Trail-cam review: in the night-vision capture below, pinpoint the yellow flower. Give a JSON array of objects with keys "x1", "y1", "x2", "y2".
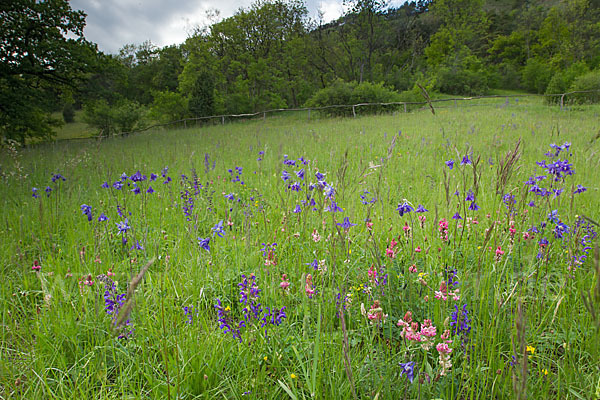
[
  {"x1": 526, "y1": 345, "x2": 535, "y2": 354},
  {"x1": 542, "y1": 369, "x2": 549, "y2": 376},
  {"x1": 290, "y1": 373, "x2": 297, "y2": 379},
  {"x1": 264, "y1": 356, "x2": 268, "y2": 361},
  {"x1": 225, "y1": 306, "x2": 231, "y2": 312}
]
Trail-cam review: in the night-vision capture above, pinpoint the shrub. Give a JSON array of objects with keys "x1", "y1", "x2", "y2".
[
  {"x1": 305, "y1": 80, "x2": 400, "y2": 117},
  {"x1": 84, "y1": 99, "x2": 147, "y2": 137},
  {"x1": 521, "y1": 58, "x2": 554, "y2": 94},
  {"x1": 567, "y1": 70, "x2": 600, "y2": 104},
  {"x1": 544, "y1": 62, "x2": 589, "y2": 104},
  {"x1": 62, "y1": 103, "x2": 75, "y2": 123}
]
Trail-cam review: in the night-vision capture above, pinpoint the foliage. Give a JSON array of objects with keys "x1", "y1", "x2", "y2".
[
  {"x1": 305, "y1": 79, "x2": 401, "y2": 116},
  {"x1": 0, "y1": 0, "x2": 97, "y2": 142},
  {"x1": 149, "y1": 91, "x2": 189, "y2": 124},
  {"x1": 83, "y1": 99, "x2": 146, "y2": 136},
  {"x1": 545, "y1": 62, "x2": 590, "y2": 104},
  {"x1": 62, "y1": 103, "x2": 76, "y2": 123},
  {"x1": 567, "y1": 69, "x2": 600, "y2": 104},
  {"x1": 521, "y1": 58, "x2": 554, "y2": 94}
]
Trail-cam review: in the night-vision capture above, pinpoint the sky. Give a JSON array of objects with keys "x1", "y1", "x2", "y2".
[{"x1": 70, "y1": 0, "x2": 406, "y2": 54}]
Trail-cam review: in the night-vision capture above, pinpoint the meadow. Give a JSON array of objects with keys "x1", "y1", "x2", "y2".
[{"x1": 1, "y1": 97, "x2": 600, "y2": 399}]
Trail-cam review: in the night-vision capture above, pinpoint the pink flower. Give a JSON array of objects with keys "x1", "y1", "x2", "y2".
[
  {"x1": 368, "y1": 265, "x2": 377, "y2": 281},
  {"x1": 305, "y1": 274, "x2": 315, "y2": 298},
  {"x1": 280, "y1": 274, "x2": 290, "y2": 291},
  {"x1": 436, "y1": 342, "x2": 452, "y2": 354},
  {"x1": 312, "y1": 229, "x2": 321, "y2": 242},
  {"x1": 107, "y1": 268, "x2": 115, "y2": 277},
  {"x1": 32, "y1": 260, "x2": 41, "y2": 271},
  {"x1": 414, "y1": 246, "x2": 422, "y2": 253},
  {"x1": 495, "y1": 246, "x2": 505, "y2": 262},
  {"x1": 409, "y1": 264, "x2": 417, "y2": 273}
]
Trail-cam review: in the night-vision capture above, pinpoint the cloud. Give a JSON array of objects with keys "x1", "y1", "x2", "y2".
[{"x1": 71, "y1": 0, "x2": 407, "y2": 54}]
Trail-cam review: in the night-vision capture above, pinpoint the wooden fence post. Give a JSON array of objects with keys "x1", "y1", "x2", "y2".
[
  {"x1": 403, "y1": 103, "x2": 407, "y2": 113},
  {"x1": 308, "y1": 109, "x2": 311, "y2": 120},
  {"x1": 352, "y1": 105, "x2": 356, "y2": 118},
  {"x1": 222, "y1": 116, "x2": 225, "y2": 125}
]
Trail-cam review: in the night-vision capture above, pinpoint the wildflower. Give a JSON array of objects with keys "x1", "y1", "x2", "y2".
[
  {"x1": 45, "y1": 186, "x2": 52, "y2": 197},
  {"x1": 399, "y1": 362, "x2": 416, "y2": 383},
  {"x1": 305, "y1": 274, "x2": 315, "y2": 298},
  {"x1": 112, "y1": 180, "x2": 123, "y2": 190},
  {"x1": 280, "y1": 274, "x2": 290, "y2": 292},
  {"x1": 415, "y1": 204, "x2": 428, "y2": 213},
  {"x1": 445, "y1": 160, "x2": 455, "y2": 170},
  {"x1": 32, "y1": 260, "x2": 41, "y2": 271},
  {"x1": 366, "y1": 300, "x2": 387, "y2": 324},
  {"x1": 212, "y1": 220, "x2": 225, "y2": 237},
  {"x1": 98, "y1": 213, "x2": 108, "y2": 222},
  {"x1": 290, "y1": 373, "x2": 297, "y2": 379},
  {"x1": 526, "y1": 345, "x2": 535, "y2": 358},
  {"x1": 460, "y1": 154, "x2": 471, "y2": 165},
  {"x1": 198, "y1": 237, "x2": 210, "y2": 252},
  {"x1": 295, "y1": 169, "x2": 305, "y2": 180},
  {"x1": 436, "y1": 342, "x2": 453, "y2": 376},
  {"x1": 131, "y1": 185, "x2": 141, "y2": 195},
  {"x1": 396, "y1": 201, "x2": 414, "y2": 217},
  {"x1": 574, "y1": 185, "x2": 587, "y2": 194},
  {"x1": 80, "y1": 204, "x2": 93, "y2": 221},
  {"x1": 465, "y1": 190, "x2": 475, "y2": 202},
  {"x1": 293, "y1": 205, "x2": 302, "y2": 213},
  {"x1": 337, "y1": 217, "x2": 356, "y2": 230},
  {"x1": 495, "y1": 246, "x2": 505, "y2": 262},
  {"x1": 468, "y1": 202, "x2": 479, "y2": 211},
  {"x1": 312, "y1": 229, "x2": 321, "y2": 242},
  {"x1": 51, "y1": 173, "x2": 66, "y2": 182},
  {"x1": 116, "y1": 219, "x2": 130, "y2": 234},
  {"x1": 146, "y1": 186, "x2": 154, "y2": 194},
  {"x1": 183, "y1": 306, "x2": 194, "y2": 324},
  {"x1": 327, "y1": 200, "x2": 343, "y2": 212},
  {"x1": 32, "y1": 187, "x2": 39, "y2": 198},
  {"x1": 452, "y1": 212, "x2": 462, "y2": 220},
  {"x1": 281, "y1": 170, "x2": 290, "y2": 182}
]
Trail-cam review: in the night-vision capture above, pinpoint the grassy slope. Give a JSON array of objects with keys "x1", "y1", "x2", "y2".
[{"x1": 2, "y1": 97, "x2": 600, "y2": 399}]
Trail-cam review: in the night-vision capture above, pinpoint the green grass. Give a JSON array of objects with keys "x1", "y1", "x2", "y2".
[{"x1": 1, "y1": 96, "x2": 600, "y2": 399}]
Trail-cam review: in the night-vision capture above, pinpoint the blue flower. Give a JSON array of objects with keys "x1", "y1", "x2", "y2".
[
  {"x1": 146, "y1": 186, "x2": 154, "y2": 194},
  {"x1": 328, "y1": 200, "x2": 343, "y2": 212},
  {"x1": 574, "y1": 184, "x2": 587, "y2": 194},
  {"x1": 45, "y1": 186, "x2": 52, "y2": 197},
  {"x1": 98, "y1": 213, "x2": 109, "y2": 222},
  {"x1": 415, "y1": 204, "x2": 428, "y2": 213},
  {"x1": 452, "y1": 212, "x2": 462, "y2": 220},
  {"x1": 293, "y1": 205, "x2": 302, "y2": 213},
  {"x1": 337, "y1": 217, "x2": 357, "y2": 230},
  {"x1": 281, "y1": 170, "x2": 290, "y2": 182},
  {"x1": 101, "y1": 181, "x2": 110, "y2": 189},
  {"x1": 116, "y1": 218, "x2": 130, "y2": 233},
  {"x1": 296, "y1": 169, "x2": 305, "y2": 180},
  {"x1": 198, "y1": 237, "x2": 210, "y2": 251},
  {"x1": 399, "y1": 361, "x2": 415, "y2": 383},
  {"x1": 80, "y1": 204, "x2": 93, "y2": 221},
  {"x1": 51, "y1": 173, "x2": 66, "y2": 183},
  {"x1": 445, "y1": 160, "x2": 454, "y2": 170},
  {"x1": 212, "y1": 220, "x2": 225, "y2": 238},
  {"x1": 112, "y1": 181, "x2": 123, "y2": 190},
  {"x1": 396, "y1": 201, "x2": 414, "y2": 217},
  {"x1": 461, "y1": 154, "x2": 472, "y2": 165},
  {"x1": 465, "y1": 190, "x2": 475, "y2": 202},
  {"x1": 468, "y1": 202, "x2": 479, "y2": 211},
  {"x1": 32, "y1": 187, "x2": 39, "y2": 198},
  {"x1": 131, "y1": 185, "x2": 141, "y2": 195}
]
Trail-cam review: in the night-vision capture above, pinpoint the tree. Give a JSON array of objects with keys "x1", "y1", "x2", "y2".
[{"x1": 0, "y1": 0, "x2": 98, "y2": 142}]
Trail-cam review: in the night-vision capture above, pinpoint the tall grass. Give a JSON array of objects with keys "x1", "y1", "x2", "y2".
[{"x1": 1, "y1": 97, "x2": 600, "y2": 399}]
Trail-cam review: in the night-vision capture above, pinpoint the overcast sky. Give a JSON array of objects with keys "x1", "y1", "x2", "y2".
[{"x1": 70, "y1": 0, "x2": 406, "y2": 54}]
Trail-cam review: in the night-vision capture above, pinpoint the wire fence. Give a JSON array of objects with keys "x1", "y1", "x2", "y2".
[{"x1": 66, "y1": 89, "x2": 600, "y2": 141}]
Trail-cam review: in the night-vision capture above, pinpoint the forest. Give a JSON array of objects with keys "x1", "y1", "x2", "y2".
[{"x1": 1, "y1": 0, "x2": 600, "y2": 141}]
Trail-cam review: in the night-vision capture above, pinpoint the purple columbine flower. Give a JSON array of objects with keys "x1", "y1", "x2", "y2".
[
  {"x1": 112, "y1": 181, "x2": 123, "y2": 190},
  {"x1": 415, "y1": 204, "x2": 428, "y2": 213},
  {"x1": 465, "y1": 190, "x2": 475, "y2": 202},
  {"x1": 198, "y1": 237, "x2": 210, "y2": 251},
  {"x1": 212, "y1": 220, "x2": 225, "y2": 238},
  {"x1": 32, "y1": 187, "x2": 39, "y2": 198},
  {"x1": 98, "y1": 213, "x2": 109, "y2": 222},
  {"x1": 101, "y1": 181, "x2": 110, "y2": 189},
  {"x1": 131, "y1": 185, "x2": 141, "y2": 195},
  {"x1": 293, "y1": 205, "x2": 302, "y2": 213},
  {"x1": 150, "y1": 173, "x2": 158, "y2": 181},
  {"x1": 461, "y1": 154, "x2": 472, "y2": 165},
  {"x1": 146, "y1": 186, "x2": 154, "y2": 194},
  {"x1": 281, "y1": 170, "x2": 290, "y2": 182},
  {"x1": 296, "y1": 169, "x2": 305, "y2": 180},
  {"x1": 445, "y1": 160, "x2": 455, "y2": 170},
  {"x1": 116, "y1": 218, "x2": 130, "y2": 233},
  {"x1": 45, "y1": 186, "x2": 52, "y2": 197},
  {"x1": 51, "y1": 173, "x2": 66, "y2": 183},
  {"x1": 80, "y1": 204, "x2": 93, "y2": 221},
  {"x1": 574, "y1": 185, "x2": 587, "y2": 194},
  {"x1": 337, "y1": 217, "x2": 357, "y2": 230},
  {"x1": 396, "y1": 201, "x2": 414, "y2": 217},
  {"x1": 468, "y1": 202, "x2": 479, "y2": 211},
  {"x1": 328, "y1": 200, "x2": 343, "y2": 212},
  {"x1": 399, "y1": 361, "x2": 415, "y2": 383},
  {"x1": 452, "y1": 212, "x2": 462, "y2": 220}
]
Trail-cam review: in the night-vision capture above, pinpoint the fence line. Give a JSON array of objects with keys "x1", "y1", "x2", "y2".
[{"x1": 63, "y1": 89, "x2": 600, "y2": 141}]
